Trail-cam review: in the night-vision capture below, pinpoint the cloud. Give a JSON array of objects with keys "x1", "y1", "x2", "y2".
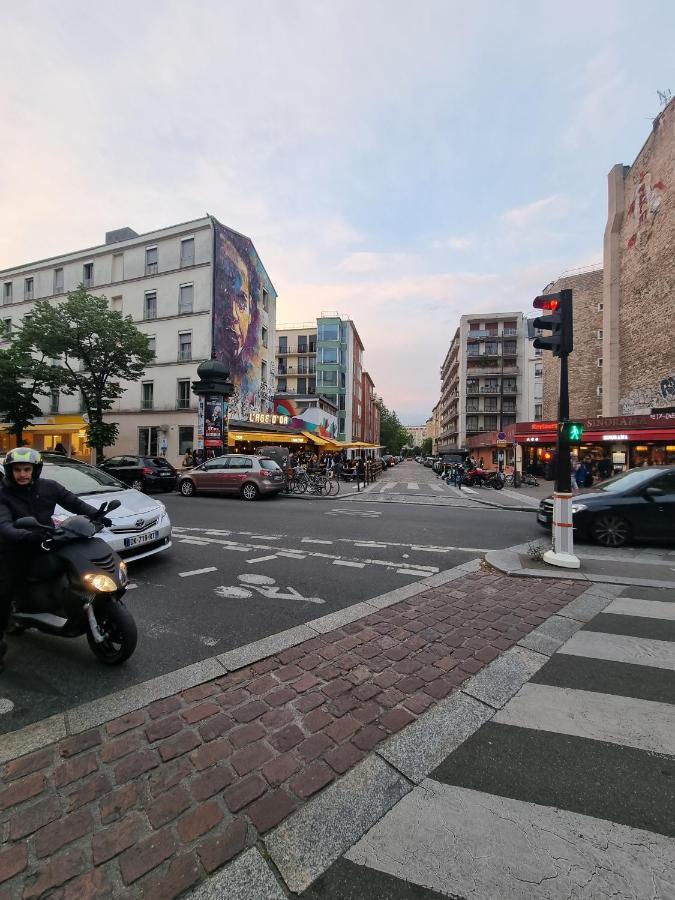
[
  {"x1": 502, "y1": 195, "x2": 561, "y2": 227},
  {"x1": 432, "y1": 235, "x2": 473, "y2": 251}
]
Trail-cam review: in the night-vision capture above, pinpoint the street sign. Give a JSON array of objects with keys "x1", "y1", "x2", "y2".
[
  {"x1": 496, "y1": 439, "x2": 507, "y2": 447},
  {"x1": 497, "y1": 432, "x2": 506, "y2": 441}
]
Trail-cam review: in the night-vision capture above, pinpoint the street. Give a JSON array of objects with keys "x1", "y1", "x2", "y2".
[{"x1": 0, "y1": 463, "x2": 542, "y2": 734}]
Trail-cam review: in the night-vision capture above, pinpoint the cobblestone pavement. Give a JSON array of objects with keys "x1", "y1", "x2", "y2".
[{"x1": 0, "y1": 569, "x2": 586, "y2": 899}]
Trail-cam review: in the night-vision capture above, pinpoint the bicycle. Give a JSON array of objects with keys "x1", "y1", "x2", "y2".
[{"x1": 325, "y1": 469, "x2": 340, "y2": 495}]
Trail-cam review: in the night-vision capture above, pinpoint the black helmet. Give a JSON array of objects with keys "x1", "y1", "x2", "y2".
[{"x1": 3, "y1": 447, "x2": 43, "y2": 485}]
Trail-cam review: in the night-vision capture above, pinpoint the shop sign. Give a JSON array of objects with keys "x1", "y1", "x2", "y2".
[
  {"x1": 602, "y1": 434, "x2": 629, "y2": 441},
  {"x1": 249, "y1": 413, "x2": 290, "y2": 426},
  {"x1": 525, "y1": 437, "x2": 540, "y2": 443},
  {"x1": 531, "y1": 422, "x2": 557, "y2": 431}
]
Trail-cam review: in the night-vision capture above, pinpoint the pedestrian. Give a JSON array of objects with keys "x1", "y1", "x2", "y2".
[
  {"x1": 182, "y1": 447, "x2": 194, "y2": 468},
  {"x1": 53, "y1": 442, "x2": 67, "y2": 455},
  {"x1": 356, "y1": 455, "x2": 366, "y2": 489},
  {"x1": 455, "y1": 462, "x2": 464, "y2": 489},
  {"x1": 574, "y1": 458, "x2": 587, "y2": 491},
  {"x1": 598, "y1": 454, "x2": 612, "y2": 481}
]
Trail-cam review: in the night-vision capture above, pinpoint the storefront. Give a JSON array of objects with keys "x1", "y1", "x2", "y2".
[{"x1": 0, "y1": 415, "x2": 90, "y2": 460}]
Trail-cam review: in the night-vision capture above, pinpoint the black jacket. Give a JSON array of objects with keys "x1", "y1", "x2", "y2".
[{"x1": 0, "y1": 477, "x2": 100, "y2": 550}]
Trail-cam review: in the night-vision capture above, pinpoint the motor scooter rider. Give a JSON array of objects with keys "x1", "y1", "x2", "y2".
[{"x1": 0, "y1": 447, "x2": 111, "y2": 672}]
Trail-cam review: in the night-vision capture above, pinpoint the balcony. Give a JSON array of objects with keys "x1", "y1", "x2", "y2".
[
  {"x1": 145, "y1": 263, "x2": 158, "y2": 276},
  {"x1": 177, "y1": 351, "x2": 192, "y2": 362},
  {"x1": 140, "y1": 399, "x2": 154, "y2": 410},
  {"x1": 503, "y1": 328, "x2": 518, "y2": 336},
  {"x1": 277, "y1": 345, "x2": 316, "y2": 355},
  {"x1": 466, "y1": 364, "x2": 520, "y2": 377},
  {"x1": 176, "y1": 398, "x2": 192, "y2": 409}
]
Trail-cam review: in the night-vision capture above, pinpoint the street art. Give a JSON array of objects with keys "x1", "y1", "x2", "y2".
[
  {"x1": 620, "y1": 374, "x2": 675, "y2": 414},
  {"x1": 274, "y1": 396, "x2": 338, "y2": 439},
  {"x1": 212, "y1": 218, "x2": 275, "y2": 418},
  {"x1": 625, "y1": 170, "x2": 667, "y2": 250}
]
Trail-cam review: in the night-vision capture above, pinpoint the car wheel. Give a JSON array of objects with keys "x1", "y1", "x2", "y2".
[
  {"x1": 591, "y1": 513, "x2": 630, "y2": 548},
  {"x1": 131, "y1": 478, "x2": 144, "y2": 492},
  {"x1": 241, "y1": 482, "x2": 259, "y2": 501},
  {"x1": 180, "y1": 479, "x2": 196, "y2": 497}
]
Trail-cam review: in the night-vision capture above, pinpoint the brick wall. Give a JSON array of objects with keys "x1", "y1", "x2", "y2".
[
  {"x1": 541, "y1": 269, "x2": 604, "y2": 421},
  {"x1": 615, "y1": 100, "x2": 675, "y2": 414}
]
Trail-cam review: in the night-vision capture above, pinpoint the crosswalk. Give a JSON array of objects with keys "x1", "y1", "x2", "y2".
[{"x1": 320, "y1": 586, "x2": 675, "y2": 898}]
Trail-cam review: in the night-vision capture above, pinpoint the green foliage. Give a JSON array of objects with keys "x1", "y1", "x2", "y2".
[
  {"x1": 19, "y1": 287, "x2": 154, "y2": 461},
  {"x1": 0, "y1": 329, "x2": 65, "y2": 442},
  {"x1": 421, "y1": 437, "x2": 432, "y2": 455},
  {"x1": 375, "y1": 397, "x2": 411, "y2": 454}
]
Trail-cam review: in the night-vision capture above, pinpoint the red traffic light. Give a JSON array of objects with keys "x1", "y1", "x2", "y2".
[
  {"x1": 543, "y1": 451, "x2": 553, "y2": 461},
  {"x1": 534, "y1": 295, "x2": 560, "y2": 311}
]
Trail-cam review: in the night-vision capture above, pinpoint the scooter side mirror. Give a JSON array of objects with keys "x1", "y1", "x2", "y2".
[
  {"x1": 105, "y1": 499, "x2": 122, "y2": 512},
  {"x1": 15, "y1": 516, "x2": 41, "y2": 529}
]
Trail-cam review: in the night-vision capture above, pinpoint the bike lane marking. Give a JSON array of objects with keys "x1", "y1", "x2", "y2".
[{"x1": 178, "y1": 567, "x2": 218, "y2": 577}]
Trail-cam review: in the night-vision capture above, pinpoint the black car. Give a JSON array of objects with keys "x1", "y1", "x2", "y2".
[
  {"x1": 537, "y1": 466, "x2": 675, "y2": 547},
  {"x1": 99, "y1": 455, "x2": 178, "y2": 493}
]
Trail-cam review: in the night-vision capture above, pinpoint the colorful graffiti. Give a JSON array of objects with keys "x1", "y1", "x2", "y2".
[
  {"x1": 625, "y1": 170, "x2": 667, "y2": 250},
  {"x1": 212, "y1": 219, "x2": 275, "y2": 418},
  {"x1": 274, "y1": 397, "x2": 338, "y2": 439}
]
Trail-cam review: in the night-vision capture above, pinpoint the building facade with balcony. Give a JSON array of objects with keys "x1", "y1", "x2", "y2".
[
  {"x1": 0, "y1": 216, "x2": 277, "y2": 465},
  {"x1": 437, "y1": 313, "x2": 531, "y2": 453}
]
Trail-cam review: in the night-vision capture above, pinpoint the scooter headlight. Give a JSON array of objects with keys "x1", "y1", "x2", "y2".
[{"x1": 83, "y1": 573, "x2": 118, "y2": 592}]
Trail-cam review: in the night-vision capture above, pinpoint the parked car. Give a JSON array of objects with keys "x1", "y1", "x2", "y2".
[
  {"x1": 178, "y1": 454, "x2": 285, "y2": 500},
  {"x1": 537, "y1": 466, "x2": 675, "y2": 547},
  {"x1": 0, "y1": 453, "x2": 172, "y2": 562},
  {"x1": 99, "y1": 455, "x2": 178, "y2": 493}
]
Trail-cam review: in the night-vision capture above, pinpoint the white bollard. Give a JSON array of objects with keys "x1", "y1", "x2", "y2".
[{"x1": 544, "y1": 491, "x2": 580, "y2": 569}]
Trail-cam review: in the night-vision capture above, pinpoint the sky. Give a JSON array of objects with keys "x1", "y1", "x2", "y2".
[{"x1": 1, "y1": 1, "x2": 673, "y2": 424}]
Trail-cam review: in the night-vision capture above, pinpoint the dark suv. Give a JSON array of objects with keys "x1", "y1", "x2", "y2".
[{"x1": 99, "y1": 455, "x2": 178, "y2": 493}]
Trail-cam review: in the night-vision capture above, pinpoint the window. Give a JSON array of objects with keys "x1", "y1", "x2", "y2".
[
  {"x1": 503, "y1": 341, "x2": 517, "y2": 355},
  {"x1": 180, "y1": 238, "x2": 194, "y2": 267},
  {"x1": 338, "y1": 395, "x2": 345, "y2": 411},
  {"x1": 466, "y1": 416, "x2": 478, "y2": 431},
  {"x1": 503, "y1": 380, "x2": 517, "y2": 393},
  {"x1": 49, "y1": 389, "x2": 60, "y2": 414},
  {"x1": 320, "y1": 347, "x2": 338, "y2": 364},
  {"x1": 3, "y1": 283, "x2": 12, "y2": 304},
  {"x1": 112, "y1": 253, "x2": 124, "y2": 282},
  {"x1": 178, "y1": 331, "x2": 192, "y2": 362},
  {"x1": 278, "y1": 336, "x2": 287, "y2": 353},
  {"x1": 277, "y1": 378, "x2": 287, "y2": 392},
  {"x1": 597, "y1": 302, "x2": 604, "y2": 312},
  {"x1": 178, "y1": 426, "x2": 194, "y2": 455},
  {"x1": 110, "y1": 295, "x2": 122, "y2": 312},
  {"x1": 83, "y1": 263, "x2": 94, "y2": 287},
  {"x1": 146, "y1": 335, "x2": 156, "y2": 358},
  {"x1": 596, "y1": 386, "x2": 603, "y2": 397},
  {"x1": 485, "y1": 342, "x2": 498, "y2": 355},
  {"x1": 262, "y1": 288, "x2": 269, "y2": 312},
  {"x1": 318, "y1": 323, "x2": 339, "y2": 341},
  {"x1": 597, "y1": 329, "x2": 603, "y2": 340},
  {"x1": 24, "y1": 278, "x2": 34, "y2": 300},
  {"x1": 483, "y1": 415, "x2": 498, "y2": 430},
  {"x1": 466, "y1": 378, "x2": 478, "y2": 392},
  {"x1": 261, "y1": 326, "x2": 268, "y2": 348},
  {"x1": 501, "y1": 415, "x2": 516, "y2": 426},
  {"x1": 297, "y1": 336, "x2": 307, "y2": 353},
  {"x1": 339, "y1": 416, "x2": 345, "y2": 434},
  {"x1": 145, "y1": 247, "x2": 158, "y2": 275},
  {"x1": 535, "y1": 347, "x2": 543, "y2": 357},
  {"x1": 535, "y1": 366, "x2": 543, "y2": 378},
  {"x1": 535, "y1": 403, "x2": 543, "y2": 420},
  {"x1": 308, "y1": 379, "x2": 316, "y2": 394},
  {"x1": 466, "y1": 344, "x2": 480, "y2": 356},
  {"x1": 484, "y1": 397, "x2": 498, "y2": 412},
  {"x1": 320, "y1": 370, "x2": 337, "y2": 386},
  {"x1": 597, "y1": 358, "x2": 603, "y2": 368},
  {"x1": 297, "y1": 377, "x2": 306, "y2": 393},
  {"x1": 176, "y1": 379, "x2": 191, "y2": 409},
  {"x1": 144, "y1": 291, "x2": 157, "y2": 320},
  {"x1": 178, "y1": 283, "x2": 193, "y2": 315},
  {"x1": 141, "y1": 382, "x2": 154, "y2": 410},
  {"x1": 466, "y1": 399, "x2": 479, "y2": 412},
  {"x1": 138, "y1": 426, "x2": 159, "y2": 456},
  {"x1": 53, "y1": 268, "x2": 64, "y2": 294}
]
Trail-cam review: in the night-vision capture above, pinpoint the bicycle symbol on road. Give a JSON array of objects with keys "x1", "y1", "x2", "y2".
[{"x1": 214, "y1": 574, "x2": 325, "y2": 605}]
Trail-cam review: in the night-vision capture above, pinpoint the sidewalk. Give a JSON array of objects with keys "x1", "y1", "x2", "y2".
[{"x1": 0, "y1": 562, "x2": 586, "y2": 899}]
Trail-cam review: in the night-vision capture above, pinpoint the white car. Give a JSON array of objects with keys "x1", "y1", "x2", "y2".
[{"x1": 0, "y1": 454, "x2": 172, "y2": 563}]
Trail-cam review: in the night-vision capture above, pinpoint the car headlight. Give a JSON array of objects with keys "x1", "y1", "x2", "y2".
[
  {"x1": 571, "y1": 504, "x2": 587, "y2": 514},
  {"x1": 83, "y1": 573, "x2": 118, "y2": 592}
]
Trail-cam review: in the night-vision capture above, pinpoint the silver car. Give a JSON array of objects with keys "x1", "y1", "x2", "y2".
[{"x1": 0, "y1": 454, "x2": 172, "y2": 562}]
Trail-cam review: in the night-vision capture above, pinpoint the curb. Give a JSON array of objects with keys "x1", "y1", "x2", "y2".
[
  {"x1": 0, "y1": 558, "x2": 482, "y2": 765},
  {"x1": 188, "y1": 579, "x2": 622, "y2": 898}
]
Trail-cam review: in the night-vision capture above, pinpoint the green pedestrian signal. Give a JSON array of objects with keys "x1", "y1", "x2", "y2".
[{"x1": 558, "y1": 421, "x2": 584, "y2": 442}]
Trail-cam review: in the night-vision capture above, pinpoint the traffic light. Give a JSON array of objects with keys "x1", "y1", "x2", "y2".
[
  {"x1": 559, "y1": 421, "x2": 584, "y2": 442},
  {"x1": 532, "y1": 289, "x2": 573, "y2": 357}
]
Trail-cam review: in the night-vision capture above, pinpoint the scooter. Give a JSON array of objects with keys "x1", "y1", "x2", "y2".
[
  {"x1": 463, "y1": 467, "x2": 504, "y2": 490},
  {"x1": 9, "y1": 500, "x2": 138, "y2": 665}
]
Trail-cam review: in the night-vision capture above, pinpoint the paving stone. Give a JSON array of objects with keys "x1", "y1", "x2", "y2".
[
  {"x1": 461, "y1": 645, "x2": 548, "y2": 709},
  {"x1": 191, "y1": 847, "x2": 284, "y2": 899},
  {"x1": 247, "y1": 789, "x2": 297, "y2": 833},
  {"x1": 197, "y1": 818, "x2": 249, "y2": 874}
]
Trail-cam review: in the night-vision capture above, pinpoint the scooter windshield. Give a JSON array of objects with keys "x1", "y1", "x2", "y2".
[{"x1": 59, "y1": 516, "x2": 96, "y2": 539}]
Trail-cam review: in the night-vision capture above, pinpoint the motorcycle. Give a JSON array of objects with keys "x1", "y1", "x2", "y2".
[
  {"x1": 463, "y1": 467, "x2": 504, "y2": 490},
  {"x1": 9, "y1": 500, "x2": 137, "y2": 665}
]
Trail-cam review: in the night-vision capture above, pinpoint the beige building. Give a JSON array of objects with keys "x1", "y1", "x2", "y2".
[
  {"x1": 604, "y1": 97, "x2": 675, "y2": 416},
  {"x1": 403, "y1": 424, "x2": 428, "y2": 447},
  {"x1": 541, "y1": 268, "x2": 604, "y2": 421}
]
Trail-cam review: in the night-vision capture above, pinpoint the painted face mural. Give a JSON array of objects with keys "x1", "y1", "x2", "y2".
[{"x1": 212, "y1": 220, "x2": 273, "y2": 417}]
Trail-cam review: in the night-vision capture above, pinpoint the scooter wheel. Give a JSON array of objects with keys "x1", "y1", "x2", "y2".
[
  {"x1": 491, "y1": 478, "x2": 504, "y2": 490},
  {"x1": 87, "y1": 601, "x2": 138, "y2": 665}
]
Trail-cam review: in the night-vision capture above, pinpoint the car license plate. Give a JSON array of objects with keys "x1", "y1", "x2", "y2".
[
  {"x1": 537, "y1": 513, "x2": 548, "y2": 523},
  {"x1": 124, "y1": 530, "x2": 159, "y2": 548}
]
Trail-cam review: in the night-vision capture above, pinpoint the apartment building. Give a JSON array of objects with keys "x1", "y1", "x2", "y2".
[
  {"x1": 403, "y1": 424, "x2": 428, "y2": 447},
  {"x1": 0, "y1": 217, "x2": 277, "y2": 463},
  {"x1": 275, "y1": 314, "x2": 379, "y2": 443},
  {"x1": 437, "y1": 312, "x2": 531, "y2": 452}
]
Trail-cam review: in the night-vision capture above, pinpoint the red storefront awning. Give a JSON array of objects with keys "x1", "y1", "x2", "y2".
[{"x1": 517, "y1": 428, "x2": 675, "y2": 444}]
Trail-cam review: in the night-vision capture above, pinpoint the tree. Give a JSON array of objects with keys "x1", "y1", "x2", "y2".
[
  {"x1": 421, "y1": 437, "x2": 432, "y2": 456},
  {"x1": 0, "y1": 324, "x2": 64, "y2": 443},
  {"x1": 376, "y1": 398, "x2": 411, "y2": 455},
  {"x1": 19, "y1": 287, "x2": 155, "y2": 462}
]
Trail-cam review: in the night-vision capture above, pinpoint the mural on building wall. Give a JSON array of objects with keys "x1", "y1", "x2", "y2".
[
  {"x1": 625, "y1": 170, "x2": 667, "y2": 250},
  {"x1": 274, "y1": 397, "x2": 338, "y2": 439},
  {"x1": 212, "y1": 219, "x2": 274, "y2": 419},
  {"x1": 620, "y1": 374, "x2": 675, "y2": 414}
]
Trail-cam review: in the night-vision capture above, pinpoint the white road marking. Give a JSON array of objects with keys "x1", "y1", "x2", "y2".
[
  {"x1": 605, "y1": 597, "x2": 675, "y2": 621},
  {"x1": 333, "y1": 560, "x2": 366, "y2": 568},
  {"x1": 126, "y1": 583, "x2": 138, "y2": 590},
  {"x1": 407, "y1": 482, "x2": 419, "y2": 490},
  {"x1": 204, "y1": 529, "x2": 232, "y2": 536},
  {"x1": 461, "y1": 486, "x2": 477, "y2": 494},
  {"x1": 247, "y1": 534, "x2": 281, "y2": 540},
  {"x1": 494, "y1": 683, "x2": 675, "y2": 757},
  {"x1": 430, "y1": 484, "x2": 444, "y2": 492},
  {"x1": 558, "y1": 631, "x2": 675, "y2": 671},
  {"x1": 246, "y1": 555, "x2": 278, "y2": 564},
  {"x1": 326, "y1": 509, "x2": 382, "y2": 518},
  {"x1": 239, "y1": 574, "x2": 275, "y2": 585},
  {"x1": 500, "y1": 489, "x2": 539, "y2": 505},
  {"x1": 179, "y1": 538, "x2": 210, "y2": 545},
  {"x1": 396, "y1": 569, "x2": 429, "y2": 577},
  {"x1": 277, "y1": 551, "x2": 306, "y2": 559},
  {"x1": 301, "y1": 538, "x2": 333, "y2": 544},
  {"x1": 353, "y1": 541, "x2": 387, "y2": 548},
  {"x1": 178, "y1": 567, "x2": 218, "y2": 578},
  {"x1": 379, "y1": 483, "x2": 396, "y2": 492},
  {"x1": 0, "y1": 698, "x2": 15, "y2": 715}
]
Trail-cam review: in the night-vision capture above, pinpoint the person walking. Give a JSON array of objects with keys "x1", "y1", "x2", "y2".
[
  {"x1": 574, "y1": 458, "x2": 587, "y2": 492},
  {"x1": 355, "y1": 455, "x2": 366, "y2": 491}
]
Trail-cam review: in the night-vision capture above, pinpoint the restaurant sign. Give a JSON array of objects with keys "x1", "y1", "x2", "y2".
[{"x1": 249, "y1": 413, "x2": 290, "y2": 426}]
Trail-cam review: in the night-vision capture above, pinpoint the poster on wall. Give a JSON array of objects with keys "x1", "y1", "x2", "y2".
[
  {"x1": 197, "y1": 396, "x2": 205, "y2": 450},
  {"x1": 204, "y1": 395, "x2": 225, "y2": 452},
  {"x1": 212, "y1": 218, "x2": 276, "y2": 420}
]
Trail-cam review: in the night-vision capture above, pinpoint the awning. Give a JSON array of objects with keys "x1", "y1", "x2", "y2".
[
  {"x1": 227, "y1": 430, "x2": 307, "y2": 446},
  {"x1": 0, "y1": 421, "x2": 88, "y2": 434},
  {"x1": 302, "y1": 431, "x2": 342, "y2": 448},
  {"x1": 339, "y1": 441, "x2": 384, "y2": 449}
]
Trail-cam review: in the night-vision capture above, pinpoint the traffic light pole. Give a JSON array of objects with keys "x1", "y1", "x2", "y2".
[{"x1": 544, "y1": 352, "x2": 580, "y2": 569}]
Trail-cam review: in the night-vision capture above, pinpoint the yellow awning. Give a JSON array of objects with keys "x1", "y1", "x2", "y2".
[
  {"x1": 228, "y1": 431, "x2": 307, "y2": 446},
  {"x1": 302, "y1": 431, "x2": 341, "y2": 448}
]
